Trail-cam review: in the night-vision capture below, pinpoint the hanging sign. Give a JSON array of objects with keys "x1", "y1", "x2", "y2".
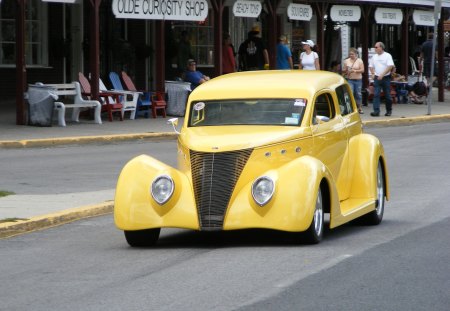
[
  {"x1": 287, "y1": 3, "x2": 313, "y2": 21},
  {"x1": 232, "y1": 1, "x2": 262, "y2": 18},
  {"x1": 112, "y1": 0, "x2": 208, "y2": 21},
  {"x1": 374, "y1": 8, "x2": 403, "y2": 25},
  {"x1": 330, "y1": 5, "x2": 361, "y2": 22},
  {"x1": 42, "y1": 0, "x2": 78, "y2": 2},
  {"x1": 413, "y1": 10, "x2": 435, "y2": 26}
]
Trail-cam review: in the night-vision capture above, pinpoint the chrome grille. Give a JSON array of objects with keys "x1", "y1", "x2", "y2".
[{"x1": 190, "y1": 149, "x2": 253, "y2": 230}]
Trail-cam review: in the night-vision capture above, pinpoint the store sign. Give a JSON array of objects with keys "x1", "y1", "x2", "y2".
[
  {"x1": 232, "y1": 1, "x2": 261, "y2": 18},
  {"x1": 112, "y1": 0, "x2": 208, "y2": 21},
  {"x1": 287, "y1": 3, "x2": 312, "y2": 21},
  {"x1": 42, "y1": 0, "x2": 78, "y2": 2},
  {"x1": 374, "y1": 8, "x2": 403, "y2": 25},
  {"x1": 413, "y1": 10, "x2": 434, "y2": 26},
  {"x1": 330, "y1": 5, "x2": 361, "y2": 22}
]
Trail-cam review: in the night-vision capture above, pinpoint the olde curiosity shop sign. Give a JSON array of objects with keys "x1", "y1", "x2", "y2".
[
  {"x1": 287, "y1": 3, "x2": 313, "y2": 21},
  {"x1": 112, "y1": 0, "x2": 208, "y2": 21},
  {"x1": 233, "y1": 0, "x2": 262, "y2": 18},
  {"x1": 330, "y1": 5, "x2": 361, "y2": 22}
]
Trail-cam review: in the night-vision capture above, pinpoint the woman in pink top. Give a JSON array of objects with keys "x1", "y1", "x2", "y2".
[{"x1": 222, "y1": 33, "x2": 236, "y2": 74}]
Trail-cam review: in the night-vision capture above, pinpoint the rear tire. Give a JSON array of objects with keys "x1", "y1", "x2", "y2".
[
  {"x1": 301, "y1": 188, "x2": 324, "y2": 244},
  {"x1": 124, "y1": 228, "x2": 161, "y2": 247},
  {"x1": 362, "y1": 161, "x2": 385, "y2": 225}
]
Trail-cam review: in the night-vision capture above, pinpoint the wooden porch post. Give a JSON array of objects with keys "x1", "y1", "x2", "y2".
[
  {"x1": 211, "y1": 0, "x2": 224, "y2": 77},
  {"x1": 361, "y1": 5, "x2": 371, "y2": 90},
  {"x1": 155, "y1": 21, "x2": 165, "y2": 92},
  {"x1": 401, "y1": 8, "x2": 410, "y2": 78},
  {"x1": 312, "y1": 3, "x2": 327, "y2": 70},
  {"x1": 266, "y1": 0, "x2": 281, "y2": 69},
  {"x1": 15, "y1": 0, "x2": 27, "y2": 125},
  {"x1": 88, "y1": 0, "x2": 101, "y2": 100}
]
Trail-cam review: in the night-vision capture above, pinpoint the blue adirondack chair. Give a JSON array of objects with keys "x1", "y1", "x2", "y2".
[{"x1": 109, "y1": 72, "x2": 151, "y2": 118}]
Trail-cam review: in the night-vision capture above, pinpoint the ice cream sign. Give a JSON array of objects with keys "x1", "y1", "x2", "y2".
[{"x1": 112, "y1": 0, "x2": 208, "y2": 21}]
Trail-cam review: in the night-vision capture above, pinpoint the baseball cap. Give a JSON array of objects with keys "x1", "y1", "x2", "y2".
[
  {"x1": 301, "y1": 40, "x2": 315, "y2": 48},
  {"x1": 251, "y1": 24, "x2": 260, "y2": 33}
]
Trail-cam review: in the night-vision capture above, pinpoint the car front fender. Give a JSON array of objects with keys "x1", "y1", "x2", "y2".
[
  {"x1": 223, "y1": 155, "x2": 339, "y2": 232},
  {"x1": 114, "y1": 155, "x2": 199, "y2": 231}
]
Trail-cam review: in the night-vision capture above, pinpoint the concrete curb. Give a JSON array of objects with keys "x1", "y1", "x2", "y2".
[
  {"x1": 0, "y1": 132, "x2": 177, "y2": 148},
  {"x1": 362, "y1": 114, "x2": 450, "y2": 127},
  {"x1": 0, "y1": 201, "x2": 114, "y2": 239}
]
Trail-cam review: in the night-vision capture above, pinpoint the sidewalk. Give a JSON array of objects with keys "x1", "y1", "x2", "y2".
[{"x1": 1, "y1": 89, "x2": 450, "y2": 238}]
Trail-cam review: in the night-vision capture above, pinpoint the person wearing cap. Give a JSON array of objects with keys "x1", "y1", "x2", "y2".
[
  {"x1": 237, "y1": 25, "x2": 269, "y2": 71},
  {"x1": 299, "y1": 40, "x2": 320, "y2": 70},
  {"x1": 276, "y1": 35, "x2": 293, "y2": 70},
  {"x1": 184, "y1": 59, "x2": 210, "y2": 90}
]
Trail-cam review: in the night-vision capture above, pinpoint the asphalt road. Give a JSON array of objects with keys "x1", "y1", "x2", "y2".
[{"x1": 1, "y1": 122, "x2": 450, "y2": 310}]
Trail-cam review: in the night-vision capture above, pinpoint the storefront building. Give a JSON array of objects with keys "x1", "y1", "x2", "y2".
[{"x1": 1, "y1": 0, "x2": 449, "y2": 124}]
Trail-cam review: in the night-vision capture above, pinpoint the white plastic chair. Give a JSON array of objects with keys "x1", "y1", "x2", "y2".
[
  {"x1": 99, "y1": 78, "x2": 139, "y2": 120},
  {"x1": 409, "y1": 57, "x2": 420, "y2": 76}
]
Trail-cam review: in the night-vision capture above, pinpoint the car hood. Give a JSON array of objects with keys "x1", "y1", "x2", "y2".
[{"x1": 179, "y1": 126, "x2": 311, "y2": 152}]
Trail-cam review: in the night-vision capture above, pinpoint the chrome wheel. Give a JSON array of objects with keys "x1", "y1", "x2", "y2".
[
  {"x1": 362, "y1": 161, "x2": 385, "y2": 225},
  {"x1": 300, "y1": 187, "x2": 324, "y2": 244}
]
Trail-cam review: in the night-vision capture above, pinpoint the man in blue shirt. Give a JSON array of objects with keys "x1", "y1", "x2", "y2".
[
  {"x1": 184, "y1": 59, "x2": 210, "y2": 90},
  {"x1": 276, "y1": 35, "x2": 293, "y2": 70}
]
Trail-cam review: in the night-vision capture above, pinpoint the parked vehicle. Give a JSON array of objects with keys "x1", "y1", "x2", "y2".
[{"x1": 115, "y1": 71, "x2": 389, "y2": 246}]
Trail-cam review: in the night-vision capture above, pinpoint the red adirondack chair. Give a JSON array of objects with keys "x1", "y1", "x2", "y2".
[
  {"x1": 78, "y1": 72, "x2": 123, "y2": 121},
  {"x1": 121, "y1": 71, "x2": 167, "y2": 118}
]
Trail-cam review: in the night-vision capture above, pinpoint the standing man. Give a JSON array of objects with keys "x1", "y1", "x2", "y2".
[
  {"x1": 238, "y1": 25, "x2": 269, "y2": 71},
  {"x1": 276, "y1": 35, "x2": 293, "y2": 70},
  {"x1": 420, "y1": 32, "x2": 438, "y2": 87},
  {"x1": 369, "y1": 42, "x2": 394, "y2": 117}
]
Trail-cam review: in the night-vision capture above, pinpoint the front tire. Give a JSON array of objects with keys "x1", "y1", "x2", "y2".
[
  {"x1": 124, "y1": 228, "x2": 161, "y2": 247},
  {"x1": 301, "y1": 188, "x2": 324, "y2": 244},
  {"x1": 362, "y1": 161, "x2": 385, "y2": 225}
]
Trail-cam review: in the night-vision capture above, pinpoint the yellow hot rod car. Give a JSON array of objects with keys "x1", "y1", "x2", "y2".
[{"x1": 115, "y1": 71, "x2": 389, "y2": 246}]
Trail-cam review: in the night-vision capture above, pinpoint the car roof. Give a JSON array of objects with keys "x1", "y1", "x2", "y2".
[{"x1": 189, "y1": 70, "x2": 346, "y2": 101}]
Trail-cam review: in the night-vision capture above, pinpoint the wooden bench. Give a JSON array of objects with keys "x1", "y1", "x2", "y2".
[{"x1": 33, "y1": 82, "x2": 102, "y2": 127}]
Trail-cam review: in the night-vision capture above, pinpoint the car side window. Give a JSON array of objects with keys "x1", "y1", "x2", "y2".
[
  {"x1": 313, "y1": 93, "x2": 335, "y2": 124},
  {"x1": 336, "y1": 85, "x2": 355, "y2": 116}
]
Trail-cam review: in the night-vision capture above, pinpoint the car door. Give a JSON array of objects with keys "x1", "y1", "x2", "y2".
[{"x1": 311, "y1": 92, "x2": 348, "y2": 199}]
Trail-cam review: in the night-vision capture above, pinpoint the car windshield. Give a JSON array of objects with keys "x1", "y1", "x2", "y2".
[{"x1": 188, "y1": 99, "x2": 307, "y2": 127}]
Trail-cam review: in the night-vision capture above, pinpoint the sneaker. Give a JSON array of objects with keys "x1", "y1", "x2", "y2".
[
  {"x1": 358, "y1": 108, "x2": 364, "y2": 114},
  {"x1": 370, "y1": 112, "x2": 380, "y2": 117},
  {"x1": 385, "y1": 111, "x2": 392, "y2": 116}
]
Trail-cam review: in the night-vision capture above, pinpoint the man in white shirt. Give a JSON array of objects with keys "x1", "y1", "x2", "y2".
[{"x1": 369, "y1": 42, "x2": 394, "y2": 117}]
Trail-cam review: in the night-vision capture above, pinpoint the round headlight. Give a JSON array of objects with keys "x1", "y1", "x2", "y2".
[
  {"x1": 151, "y1": 175, "x2": 174, "y2": 205},
  {"x1": 251, "y1": 176, "x2": 275, "y2": 206}
]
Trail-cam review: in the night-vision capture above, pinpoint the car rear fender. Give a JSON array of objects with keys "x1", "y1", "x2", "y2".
[{"x1": 347, "y1": 133, "x2": 389, "y2": 200}]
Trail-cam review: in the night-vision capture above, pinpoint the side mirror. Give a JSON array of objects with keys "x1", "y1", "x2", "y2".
[
  {"x1": 316, "y1": 115, "x2": 330, "y2": 123},
  {"x1": 167, "y1": 118, "x2": 180, "y2": 134}
]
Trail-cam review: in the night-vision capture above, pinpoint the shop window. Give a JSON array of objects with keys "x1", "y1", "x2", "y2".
[
  {"x1": 0, "y1": 0, "x2": 48, "y2": 67},
  {"x1": 171, "y1": 15, "x2": 214, "y2": 68}
]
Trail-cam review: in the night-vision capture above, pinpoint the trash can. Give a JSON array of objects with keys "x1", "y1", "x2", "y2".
[
  {"x1": 165, "y1": 81, "x2": 192, "y2": 116},
  {"x1": 26, "y1": 84, "x2": 58, "y2": 127}
]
